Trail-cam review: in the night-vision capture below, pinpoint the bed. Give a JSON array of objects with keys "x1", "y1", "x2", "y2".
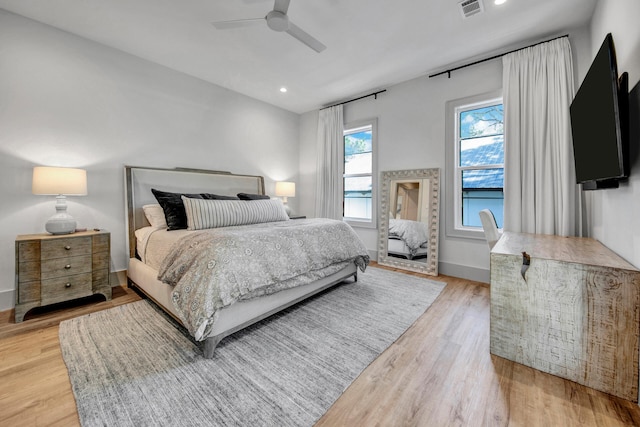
[
  {"x1": 387, "y1": 218, "x2": 429, "y2": 260},
  {"x1": 125, "y1": 166, "x2": 369, "y2": 358}
]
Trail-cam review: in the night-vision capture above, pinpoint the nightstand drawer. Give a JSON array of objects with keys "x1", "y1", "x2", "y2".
[
  {"x1": 41, "y1": 273, "x2": 92, "y2": 305},
  {"x1": 41, "y1": 236, "x2": 91, "y2": 259},
  {"x1": 41, "y1": 255, "x2": 92, "y2": 279}
]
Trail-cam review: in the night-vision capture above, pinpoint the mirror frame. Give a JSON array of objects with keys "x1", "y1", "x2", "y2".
[{"x1": 378, "y1": 168, "x2": 440, "y2": 275}]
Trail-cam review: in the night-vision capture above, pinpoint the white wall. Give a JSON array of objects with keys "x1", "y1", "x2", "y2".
[
  {"x1": 0, "y1": 10, "x2": 300, "y2": 310},
  {"x1": 587, "y1": 0, "x2": 640, "y2": 267},
  {"x1": 299, "y1": 29, "x2": 592, "y2": 283}
]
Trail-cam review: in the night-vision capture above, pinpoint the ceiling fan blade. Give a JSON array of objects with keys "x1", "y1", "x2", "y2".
[
  {"x1": 273, "y1": 0, "x2": 291, "y2": 14},
  {"x1": 286, "y1": 21, "x2": 326, "y2": 53},
  {"x1": 212, "y1": 18, "x2": 264, "y2": 30}
]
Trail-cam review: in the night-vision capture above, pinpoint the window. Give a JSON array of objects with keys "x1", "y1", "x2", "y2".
[
  {"x1": 445, "y1": 91, "x2": 504, "y2": 239},
  {"x1": 343, "y1": 119, "x2": 377, "y2": 228}
]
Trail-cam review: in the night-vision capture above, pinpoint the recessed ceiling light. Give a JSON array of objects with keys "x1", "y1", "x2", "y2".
[
  {"x1": 495, "y1": 0, "x2": 507, "y2": 4},
  {"x1": 280, "y1": 87, "x2": 287, "y2": 93}
]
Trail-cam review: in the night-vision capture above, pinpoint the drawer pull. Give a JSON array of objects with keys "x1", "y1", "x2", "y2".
[
  {"x1": 64, "y1": 264, "x2": 72, "y2": 269},
  {"x1": 64, "y1": 245, "x2": 72, "y2": 250},
  {"x1": 65, "y1": 283, "x2": 71, "y2": 288}
]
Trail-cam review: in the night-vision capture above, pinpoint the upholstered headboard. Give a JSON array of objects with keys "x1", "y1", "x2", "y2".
[{"x1": 124, "y1": 166, "x2": 265, "y2": 258}]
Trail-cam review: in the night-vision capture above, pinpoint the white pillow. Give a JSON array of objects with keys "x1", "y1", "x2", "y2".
[
  {"x1": 142, "y1": 204, "x2": 168, "y2": 228},
  {"x1": 182, "y1": 197, "x2": 289, "y2": 230}
]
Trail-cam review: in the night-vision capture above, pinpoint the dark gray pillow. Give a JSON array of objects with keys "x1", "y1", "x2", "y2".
[
  {"x1": 237, "y1": 193, "x2": 270, "y2": 200},
  {"x1": 201, "y1": 193, "x2": 239, "y2": 200},
  {"x1": 151, "y1": 189, "x2": 203, "y2": 230}
]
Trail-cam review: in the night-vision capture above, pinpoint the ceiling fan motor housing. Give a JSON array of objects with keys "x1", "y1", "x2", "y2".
[{"x1": 266, "y1": 10, "x2": 289, "y2": 31}]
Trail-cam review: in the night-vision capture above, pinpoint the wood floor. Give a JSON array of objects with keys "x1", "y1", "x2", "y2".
[{"x1": 1, "y1": 265, "x2": 639, "y2": 426}]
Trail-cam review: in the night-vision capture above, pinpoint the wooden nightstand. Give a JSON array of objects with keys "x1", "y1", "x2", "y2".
[{"x1": 14, "y1": 230, "x2": 112, "y2": 322}]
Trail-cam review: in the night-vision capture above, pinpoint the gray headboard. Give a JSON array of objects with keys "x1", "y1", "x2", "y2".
[{"x1": 124, "y1": 166, "x2": 265, "y2": 258}]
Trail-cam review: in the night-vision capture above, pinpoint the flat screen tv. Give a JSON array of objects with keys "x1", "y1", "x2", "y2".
[{"x1": 570, "y1": 33, "x2": 629, "y2": 190}]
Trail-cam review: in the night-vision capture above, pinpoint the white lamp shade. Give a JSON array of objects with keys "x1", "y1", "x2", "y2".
[
  {"x1": 32, "y1": 166, "x2": 87, "y2": 195},
  {"x1": 275, "y1": 181, "x2": 296, "y2": 198}
]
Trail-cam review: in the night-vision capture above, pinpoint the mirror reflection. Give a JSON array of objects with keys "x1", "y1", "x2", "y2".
[
  {"x1": 388, "y1": 179, "x2": 430, "y2": 261},
  {"x1": 379, "y1": 169, "x2": 440, "y2": 275}
]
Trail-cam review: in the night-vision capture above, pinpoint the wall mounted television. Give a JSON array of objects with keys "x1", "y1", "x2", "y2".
[{"x1": 570, "y1": 33, "x2": 629, "y2": 190}]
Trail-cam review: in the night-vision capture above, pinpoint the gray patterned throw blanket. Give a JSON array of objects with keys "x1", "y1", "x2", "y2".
[{"x1": 158, "y1": 218, "x2": 370, "y2": 340}]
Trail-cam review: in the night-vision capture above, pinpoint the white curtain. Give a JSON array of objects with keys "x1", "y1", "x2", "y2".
[
  {"x1": 502, "y1": 37, "x2": 581, "y2": 236},
  {"x1": 315, "y1": 105, "x2": 344, "y2": 219}
]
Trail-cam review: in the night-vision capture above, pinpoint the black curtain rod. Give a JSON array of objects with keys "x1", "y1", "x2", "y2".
[
  {"x1": 321, "y1": 90, "x2": 387, "y2": 110},
  {"x1": 428, "y1": 34, "x2": 569, "y2": 79}
]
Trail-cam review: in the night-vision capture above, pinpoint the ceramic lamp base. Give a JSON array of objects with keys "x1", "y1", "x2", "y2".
[
  {"x1": 45, "y1": 215, "x2": 76, "y2": 234},
  {"x1": 45, "y1": 195, "x2": 77, "y2": 234}
]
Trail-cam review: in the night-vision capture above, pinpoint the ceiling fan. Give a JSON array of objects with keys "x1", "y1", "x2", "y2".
[{"x1": 212, "y1": 0, "x2": 327, "y2": 53}]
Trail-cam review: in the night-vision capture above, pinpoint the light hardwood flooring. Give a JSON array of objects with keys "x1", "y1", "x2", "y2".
[{"x1": 1, "y1": 264, "x2": 639, "y2": 426}]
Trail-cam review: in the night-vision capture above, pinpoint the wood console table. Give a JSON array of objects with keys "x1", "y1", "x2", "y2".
[{"x1": 490, "y1": 232, "x2": 640, "y2": 402}]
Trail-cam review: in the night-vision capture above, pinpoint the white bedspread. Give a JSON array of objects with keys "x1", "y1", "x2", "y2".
[
  {"x1": 156, "y1": 218, "x2": 370, "y2": 340},
  {"x1": 136, "y1": 227, "x2": 193, "y2": 270}
]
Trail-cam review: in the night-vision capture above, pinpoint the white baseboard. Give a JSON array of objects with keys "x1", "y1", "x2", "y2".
[
  {"x1": 371, "y1": 249, "x2": 489, "y2": 284},
  {"x1": 112, "y1": 270, "x2": 128, "y2": 287},
  {"x1": 438, "y1": 261, "x2": 489, "y2": 284},
  {"x1": 0, "y1": 288, "x2": 14, "y2": 312}
]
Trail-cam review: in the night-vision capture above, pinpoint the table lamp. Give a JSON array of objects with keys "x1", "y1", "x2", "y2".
[
  {"x1": 32, "y1": 166, "x2": 87, "y2": 234},
  {"x1": 275, "y1": 181, "x2": 295, "y2": 216}
]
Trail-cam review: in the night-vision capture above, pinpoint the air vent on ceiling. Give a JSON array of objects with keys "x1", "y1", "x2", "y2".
[{"x1": 459, "y1": 0, "x2": 484, "y2": 18}]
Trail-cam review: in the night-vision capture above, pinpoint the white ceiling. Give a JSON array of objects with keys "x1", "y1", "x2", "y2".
[{"x1": 0, "y1": 0, "x2": 597, "y2": 114}]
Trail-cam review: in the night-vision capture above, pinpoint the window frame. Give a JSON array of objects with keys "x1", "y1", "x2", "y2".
[
  {"x1": 445, "y1": 90, "x2": 503, "y2": 240},
  {"x1": 342, "y1": 118, "x2": 377, "y2": 229}
]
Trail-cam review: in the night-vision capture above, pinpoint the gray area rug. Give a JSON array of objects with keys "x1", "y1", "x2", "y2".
[{"x1": 59, "y1": 267, "x2": 445, "y2": 427}]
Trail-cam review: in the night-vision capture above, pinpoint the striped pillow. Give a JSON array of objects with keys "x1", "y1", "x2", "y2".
[{"x1": 182, "y1": 197, "x2": 289, "y2": 230}]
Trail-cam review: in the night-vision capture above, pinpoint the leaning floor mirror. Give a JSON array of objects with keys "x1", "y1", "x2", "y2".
[{"x1": 378, "y1": 168, "x2": 440, "y2": 275}]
